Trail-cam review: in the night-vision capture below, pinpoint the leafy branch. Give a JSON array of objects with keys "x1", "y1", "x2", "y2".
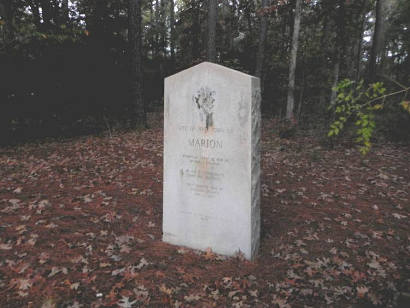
[
  {"x1": 328, "y1": 79, "x2": 410, "y2": 155},
  {"x1": 366, "y1": 87, "x2": 410, "y2": 105}
]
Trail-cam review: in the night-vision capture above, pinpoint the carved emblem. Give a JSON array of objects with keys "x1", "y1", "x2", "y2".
[{"x1": 193, "y1": 87, "x2": 215, "y2": 130}]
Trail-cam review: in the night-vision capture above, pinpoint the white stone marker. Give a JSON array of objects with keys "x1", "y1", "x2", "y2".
[{"x1": 163, "y1": 62, "x2": 261, "y2": 260}]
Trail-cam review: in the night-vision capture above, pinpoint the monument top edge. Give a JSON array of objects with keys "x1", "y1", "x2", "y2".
[{"x1": 165, "y1": 61, "x2": 259, "y2": 81}]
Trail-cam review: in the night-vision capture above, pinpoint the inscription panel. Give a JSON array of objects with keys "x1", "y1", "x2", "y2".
[{"x1": 179, "y1": 125, "x2": 231, "y2": 199}]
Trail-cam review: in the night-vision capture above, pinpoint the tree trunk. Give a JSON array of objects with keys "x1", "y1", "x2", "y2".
[
  {"x1": 160, "y1": 0, "x2": 167, "y2": 58},
  {"x1": 27, "y1": 0, "x2": 41, "y2": 28},
  {"x1": 255, "y1": 0, "x2": 269, "y2": 79},
  {"x1": 1, "y1": 0, "x2": 14, "y2": 43},
  {"x1": 61, "y1": 0, "x2": 69, "y2": 24},
  {"x1": 39, "y1": 0, "x2": 53, "y2": 30},
  {"x1": 329, "y1": 60, "x2": 340, "y2": 105},
  {"x1": 207, "y1": 0, "x2": 217, "y2": 62},
  {"x1": 286, "y1": 0, "x2": 302, "y2": 120},
  {"x1": 154, "y1": 0, "x2": 160, "y2": 58},
  {"x1": 297, "y1": 82, "x2": 304, "y2": 121},
  {"x1": 245, "y1": 3, "x2": 253, "y2": 40},
  {"x1": 149, "y1": 0, "x2": 154, "y2": 58},
  {"x1": 240, "y1": 0, "x2": 254, "y2": 47},
  {"x1": 279, "y1": 12, "x2": 288, "y2": 59},
  {"x1": 368, "y1": 0, "x2": 384, "y2": 82},
  {"x1": 229, "y1": 0, "x2": 237, "y2": 53},
  {"x1": 354, "y1": 12, "x2": 366, "y2": 81},
  {"x1": 191, "y1": 0, "x2": 201, "y2": 61},
  {"x1": 368, "y1": 0, "x2": 395, "y2": 81},
  {"x1": 128, "y1": 0, "x2": 146, "y2": 126},
  {"x1": 348, "y1": 0, "x2": 366, "y2": 80},
  {"x1": 318, "y1": 3, "x2": 329, "y2": 106},
  {"x1": 330, "y1": 0, "x2": 345, "y2": 105},
  {"x1": 170, "y1": 0, "x2": 176, "y2": 70},
  {"x1": 296, "y1": 52, "x2": 305, "y2": 121}
]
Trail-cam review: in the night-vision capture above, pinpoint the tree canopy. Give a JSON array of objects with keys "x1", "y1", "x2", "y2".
[{"x1": 0, "y1": 0, "x2": 409, "y2": 144}]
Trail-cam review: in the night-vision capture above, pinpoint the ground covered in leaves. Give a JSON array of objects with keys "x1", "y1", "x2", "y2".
[{"x1": 0, "y1": 118, "x2": 409, "y2": 307}]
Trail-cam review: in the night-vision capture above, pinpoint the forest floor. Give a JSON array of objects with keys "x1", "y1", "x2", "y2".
[{"x1": 0, "y1": 117, "x2": 409, "y2": 308}]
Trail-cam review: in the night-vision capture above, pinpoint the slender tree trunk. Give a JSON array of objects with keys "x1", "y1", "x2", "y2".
[
  {"x1": 368, "y1": 0, "x2": 386, "y2": 82},
  {"x1": 297, "y1": 53, "x2": 305, "y2": 121},
  {"x1": 0, "y1": 0, "x2": 11, "y2": 142},
  {"x1": 160, "y1": 0, "x2": 167, "y2": 58},
  {"x1": 128, "y1": 0, "x2": 146, "y2": 126},
  {"x1": 368, "y1": 0, "x2": 395, "y2": 81},
  {"x1": 318, "y1": 4, "x2": 329, "y2": 106},
  {"x1": 255, "y1": 0, "x2": 269, "y2": 79},
  {"x1": 61, "y1": 0, "x2": 69, "y2": 24},
  {"x1": 279, "y1": 13, "x2": 287, "y2": 59},
  {"x1": 170, "y1": 0, "x2": 176, "y2": 69},
  {"x1": 297, "y1": 79, "x2": 305, "y2": 121},
  {"x1": 154, "y1": 0, "x2": 160, "y2": 58},
  {"x1": 149, "y1": 0, "x2": 154, "y2": 58},
  {"x1": 246, "y1": 6, "x2": 253, "y2": 39},
  {"x1": 229, "y1": 0, "x2": 237, "y2": 53},
  {"x1": 0, "y1": 1, "x2": 4, "y2": 19},
  {"x1": 286, "y1": 0, "x2": 302, "y2": 120},
  {"x1": 27, "y1": 0, "x2": 41, "y2": 28},
  {"x1": 1, "y1": 0, "x2": 14, "y2": 43},
  {"x1": 330, "y1": 0, "x2": 345, "y2": 105},
  {"x1": 241, "y1": 0, "x2": 253, "y2": 44},
  {"x1": 191, "y1": 0, "x2": 201, "y2": 61},
  {"x1": 329, "y1": 60, "x2": 340, "y2": 104},
  {"x1": 355, "y1": 13, "x2": 366, "y2": 81},
  {"x1": 207, "y1": 0, "x2": 217, "y2": 62},
  {"x1": 114, "y1": 0, "x2": 120, "y2": 24},
  {"x1": 39, "y1": 0, "x2": 53, "y2": 30},
  {"x1": 349, "y1": 0, "x2": 365, "y2": 80}
]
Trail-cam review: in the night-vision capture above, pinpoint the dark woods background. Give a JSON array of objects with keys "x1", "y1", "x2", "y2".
[{"x1": 0, "y1": 0, "x2": 409, "y2": 145}]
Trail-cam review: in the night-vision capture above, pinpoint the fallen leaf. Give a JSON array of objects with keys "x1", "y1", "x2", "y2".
[
  {"x1": 70, "y1": 282, "x2": 80, "y2": 290},
  {"x1": 117, "y1": 296, "x2": 136, "y2": 307},
  {"x1": 13, "y1": 187, "x2": 22, "y2": 194},
  {"x1": 112, "y1": 267, "x2": 125, "y2": 276},
  {"x1": 356, "y1": 286, "x2": 368, "y2": 298},
  {"x1": 392, "y1": 213, "x2": 406, "y2": 219},
  {"x1": 136, "y1": 258, "x2": 148, "y2": 270},
  {"x1": 184, "y1": 294, "x2": 201, "y2": 302},
  {"x1": 0, "y1": 243, "x2": 12, "y2": 250}
]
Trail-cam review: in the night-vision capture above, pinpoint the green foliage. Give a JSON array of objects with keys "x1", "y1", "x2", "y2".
[
  {"x1": 401, "y1": 100, "x2": 410, "y2": 113},
  {"x1": 0, "y1": 16, "x2": 84, "y2": 57},
  {"x1": 328, "y1": 79, "x2": 409, "y2": 155}
]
